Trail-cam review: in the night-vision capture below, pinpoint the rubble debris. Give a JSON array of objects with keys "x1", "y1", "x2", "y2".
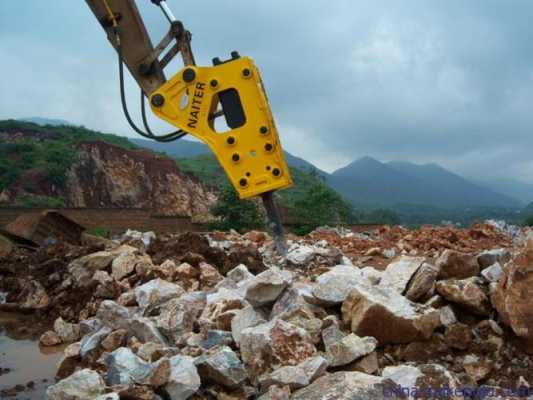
[{"x1": 3, "y1": 222, "x2": 533, "y2": 398}]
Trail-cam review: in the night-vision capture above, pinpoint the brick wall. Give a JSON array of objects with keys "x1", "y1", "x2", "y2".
[{"x1": 0, "y1": 208, "x2": 198, "y2": 235}]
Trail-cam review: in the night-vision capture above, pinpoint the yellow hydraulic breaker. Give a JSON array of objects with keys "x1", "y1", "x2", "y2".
[{"x1": 150, "y1": 56, "x2": 293, "y2": 199}]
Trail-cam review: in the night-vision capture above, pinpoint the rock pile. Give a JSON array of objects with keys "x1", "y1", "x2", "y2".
[{"x1": 1, "y1": 223, "x2": 533, "y2": 399}]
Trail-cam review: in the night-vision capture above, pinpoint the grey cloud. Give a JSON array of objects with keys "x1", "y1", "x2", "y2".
[{"x1": 1, "y1": 1, "x2": 533, "y2": 182}]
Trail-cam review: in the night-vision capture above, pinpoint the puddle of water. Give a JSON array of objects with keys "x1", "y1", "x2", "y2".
[{"x1": 0, "y1": 313, "x2": 65, "y2": 399}]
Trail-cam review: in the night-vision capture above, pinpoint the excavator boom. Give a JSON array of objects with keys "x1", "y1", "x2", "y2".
[{"x1": 86, "y1": 0, "x2": 291, "y2": 254}]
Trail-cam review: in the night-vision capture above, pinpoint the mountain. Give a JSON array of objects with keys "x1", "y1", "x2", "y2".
[
  {"x1": 20, "y1": 117, "x2": 74, "y2": 127},
  {"x1": 131, "y1": 138, "x2": 329, "y2": 177},
  {"x1": 328, "y1": 157, "x2": 521, "y2": 209},
  {"x1": 473, "y1": 177, "x2": 533, "y2": 205}
]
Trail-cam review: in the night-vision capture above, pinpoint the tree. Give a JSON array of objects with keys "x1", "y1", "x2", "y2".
[
  {"x1": 293, "y1": 182, "x2": 354, "y2": 235},
  {"x1": 524, "y1": 215, "x2": 533, "y2": 227},
  {"x1": 209, "y1": 184, "x2": 265, "y2": 232}
]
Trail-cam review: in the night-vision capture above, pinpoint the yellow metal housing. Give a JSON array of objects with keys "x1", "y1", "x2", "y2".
[{"x1": 150, "y1": 57, "x2": 292, "y2": 199}]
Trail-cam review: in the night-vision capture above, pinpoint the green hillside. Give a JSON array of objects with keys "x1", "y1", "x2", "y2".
[{"x1": 0, "y1": 120, "x2": 137, "y2": 206}]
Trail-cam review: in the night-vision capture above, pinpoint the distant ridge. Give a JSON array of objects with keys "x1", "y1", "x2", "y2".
[{"x1": 327, "y1": 156, "x2": 521, "y2": 209}]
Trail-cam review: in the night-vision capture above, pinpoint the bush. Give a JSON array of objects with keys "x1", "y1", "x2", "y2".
[
  {"x1": 209, "y1": 184, "x2": 265, "y2": 233},
  {"x1": 18, "y1": 195, "x2": 66, "y2": 208},
  {"x1": 86, "y1": 227, "x2": 110, "y2": 238},
  {"x1": 524, "y1": 215, "x2": 533, "y2": 227},
  {"x1": 293, "y1": 182, "x2": 354, "y2": 235}
]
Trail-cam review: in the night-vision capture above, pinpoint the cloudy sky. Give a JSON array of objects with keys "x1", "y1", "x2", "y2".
[{"x1": 1, "y1": 1, "x2": 533, "y2": 182}]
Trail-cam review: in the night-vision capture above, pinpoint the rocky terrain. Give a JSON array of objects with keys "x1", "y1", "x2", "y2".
[
  {"x1": 1, "y1": 222, "x2": 533, "y2": 399},
  {"x1": 65, "y1": 142, "x2": 216, "y2": 222},
  {"x1": 0, "y1": 122, "x2": 217, "y2": 222}
]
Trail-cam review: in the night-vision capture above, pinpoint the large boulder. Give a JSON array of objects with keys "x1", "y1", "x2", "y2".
[
  {"x1": 379, "y1": 256, "x2": 425, "y2": 293},
  {"x1": 312, "y1": 265, "x2": 367, "y2": 306},
  {"x1": 436, "y1": 249, "x2": 479, "y2": 280},
  {"x1": 291, "y1": 371, "x2": 390, "y2": 400},
  {"x1": 435, "y1": 277, "x2": 491, "y2": 316},
  {"x1": 491, "y1": 239, "x2": 533, "y2": 346},
  {"x1": 46, "y1": 369, "x2": 105, "y2": 400},
  {"x1": 341, "y1": 282, "x2": 441, "y2": 344},
  {"x1": 240, "y1": 319, "x2": 317, "y2": 379}
]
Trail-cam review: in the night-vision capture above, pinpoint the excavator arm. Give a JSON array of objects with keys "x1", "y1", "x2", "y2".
[{"x1": 85, "y1": 0, "x2": 292, "y2": 254}]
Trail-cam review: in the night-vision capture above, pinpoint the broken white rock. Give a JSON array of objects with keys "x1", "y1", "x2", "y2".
[
  {"x1": 322, "y1": 324, "x2": 378, "y2": 367},
  {"x1": 360, "y1": 266, "x2": 383, "y2": 285},
  {"x1": 244, "y1": 268, "x2": 291, "y2": 306},
  {"x1": 435, "y1": 277, "x2": 491, "y2": 316},
  {"x1": 68, "y1": 246, "x2": 136, "y2": 287},
  {"x1": 481, "y1": 262, "x2": 503, "y2": 283},
  {"x1": 382, "y1": 364, "x2": 461, "y2": 396},
  {"x1": 53, "y1": 317, "x2": 81, "y2": 343},
  {"x1": 128, "y1": 317, "x2": 168, "y2": 345},
  {"x1": 226, "y1": 264, "x2": 254, "y2": 283},
  {"x1": 379, "y1": 256, "x2": 425, "y2": 294},
  {"x1": 405, "y1": 263, "x2": 439, "y2": 302},
  {"x1": 111, "y1": 252, "x2": 147, "y2": 280},
  {"x1": 96, "y1": 394, "x2": 120, "y2": 400},
  {"x1": 195, "y1": 345, "x2": 247, "y2": 388},
  {"x1": 231, "y1": 305, "x2": 266, "y2": 345},
  {"x1": 240, "y1": 319, "x2": 317, "y2": 378},
  {"x1": 286, "y1": 244, "x2": 316, "y2": 266},
  {"x1": 439, "y1": 305, "x2": 458, "y2": 327},
  {"x1": 80, "y1": 326, "x2": 112, "y2": 359},
  {"x1": 96, "y1": 300, "x2": 130, "y2": 330},
  {"x1": 155, "y1": 297, "x2": 198, "y2": 343},
  {"x1": 312, "y1": 265, "x2": 367, "y2": 306},
  {"x1": 291, "y1": 371, "x2": 389, "y2": 400},
  {"x1": 46, "y1": 368, "x2": 105, "y2": 400},
  {"x1": 342, "y1": 282, "x2": 441, "y2": 344},
  {"x1": 163, "y1": 355, "x2": 201, "y2": 400},
  {"x1": 477, "y1": 248, "x2": 509, "y2": 269},
  {"x1": 134, "y1": 278, "x2": 185, "y2": 311},
  {"x1": 258, "y1": 355, "x2": 328, "y2": 393},
  {"x1": 105, "y1": 347, "x2": 153, "y2": 385}
]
